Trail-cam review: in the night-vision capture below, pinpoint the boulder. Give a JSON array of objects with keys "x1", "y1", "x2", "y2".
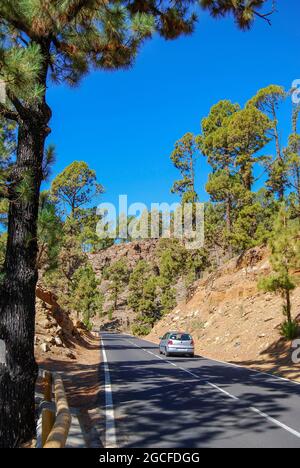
[
  {"x1": 40, "y1": 342, "x2": 50, "y2": 353},
  {"x1": 54, "y1": 337, "x2": 63, "y2": 347}
]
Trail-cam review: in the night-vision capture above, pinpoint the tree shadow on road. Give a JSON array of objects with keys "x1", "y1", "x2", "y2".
[{"x1": 101, "y1": 334, "x2": 300, "y2": 448}]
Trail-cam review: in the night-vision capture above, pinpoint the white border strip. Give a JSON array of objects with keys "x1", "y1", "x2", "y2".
[
  {"x1": 250, "y1": 407, "x2": 300, "y2": 439},
  {"x1": 101, "y1": 338, "x2": 117, "y2": 448}
]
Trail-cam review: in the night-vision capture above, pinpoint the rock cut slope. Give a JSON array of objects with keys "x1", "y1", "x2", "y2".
[
  {"x1": 147, "y1": 247, "x2": 300, "y2": 381},
  {"x1": 35, "y1": 286, "x2": 93, "y2": 362}
]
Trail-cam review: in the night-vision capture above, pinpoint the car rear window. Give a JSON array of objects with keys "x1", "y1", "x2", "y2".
[{"x1": 169, "y1": 334, "x2": 192, "y2": 341}]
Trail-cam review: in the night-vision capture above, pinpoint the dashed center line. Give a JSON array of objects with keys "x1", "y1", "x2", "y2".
[{"x1": 124, "y1": 336, "x2": 300, "y2": 440}]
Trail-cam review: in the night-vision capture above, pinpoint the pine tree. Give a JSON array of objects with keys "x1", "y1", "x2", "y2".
[
  {"x1": 51, "y1": 161, "x2": 104, "y2": 216},
  {"x1": 156, "y1": 238, "x2": 207, "y2": 305},
  {"x1": 202, "y1": 99, "x2": 273, "y2": 256},
  {"x1": 128, "y1": 260, "x2": 152, "y2": 312},
  {"x1": 247, "y1": 85, "x2": 288, "y2": 199},
  {"x1": 132, "y1": 275, "x2": 160, "y2": 335},
  {"x1": 58, "y1": 216, "x2": 87, "y2": 282},
  {"x1": 170, "y1": 132, "x2": 199, "y2": 203},
  {"x1": 227, "y1": 106, "x2": 272, "y2": 191},
  {"x1": 77, "y1": 207, "x2": 114, "y2": 252},
  {"x1": 286, "y1": 106, "x2": 300, "y2": 214},
  {"x1": 0, "y1": 233, "x2": 7, "y2": 268},
  {"x1": 204, "y1": 202, "x2": 226, "y2": 263},
  {"x1": 36, "y1": 192, "x2": 63, "y2": 271},
  {"x1": 205, "y1": 169, "x2": 244, "y2": 248},
  {"x1": 0, "y1": 118, "x2": 16, "y2": 225},
  {"x1": 105, "y1": 259, "x2": 130, "y2": 311},
  {"x1": 230, "y1": 189, "x2": 277, "y2": 252},
  {"x1": 138, "y1": 277, "x2": 159, "y2": 323},
  {"x1": 259, "y1": 206, "x2": 300, "y2": 339},
  {"x1": 200, "y1": 0, "x2": 275, "y2": 29},
  {"x1": 71, "y1": 264, "x2": 103, "y2": 329},
  {"x1": 201, "y1": 100, "x2": 240, "y2": 237}
]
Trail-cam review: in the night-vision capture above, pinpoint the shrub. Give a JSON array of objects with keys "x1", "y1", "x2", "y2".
[
  {"x1": 131, "y1": 323, "x2": 152, "y2": 336},
  {"x1": 108, "y1": 307, "x2": 114, "y2": 321},
  {"x1": 280, "y1": 320, "x2": 299, "y2": 341},
  {"x1": 83, "y1": 318, "x2": 93, "y2": 331}
]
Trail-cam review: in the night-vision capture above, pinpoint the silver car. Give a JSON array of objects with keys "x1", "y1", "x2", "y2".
[{"x1": 159, "y1": 331, "x2": 195, "y2": 358}]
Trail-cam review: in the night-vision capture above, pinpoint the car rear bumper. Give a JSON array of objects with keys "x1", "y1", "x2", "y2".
[{"x1": 167, "y1": 347, "x2": 194, "y2": 354}]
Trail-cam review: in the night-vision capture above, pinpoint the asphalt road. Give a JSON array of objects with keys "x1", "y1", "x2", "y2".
[
  {"x1": 100, "y1": 333, "x2": 300, "y2": 448},
  {"x1": 0, "y1": 339, "x2": 5, "y2": 364}
]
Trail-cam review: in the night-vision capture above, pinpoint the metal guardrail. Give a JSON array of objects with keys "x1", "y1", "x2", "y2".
[{"x1": 39, "y1": 370, "x2": 72, "y2": 449}]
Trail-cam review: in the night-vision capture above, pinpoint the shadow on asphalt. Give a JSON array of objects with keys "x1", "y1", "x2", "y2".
[{"x1": 100, "y1": 334, "x2": 300, "y2": 448}]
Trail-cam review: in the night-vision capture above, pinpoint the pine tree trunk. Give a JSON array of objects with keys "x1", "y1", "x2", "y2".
[
  {"x1": 242, "y1": 165, "x2": 252, "y2": 192},
  {"x1": 286, "y1": 289, "x2": 292, "y2": 325},
  {"x1": 0, "y1": 104, "x2": 51, "y2": 447},
  {"x1": 273, "y1": 108, "x2": 285, "y2": 200},
  {"x1": 226, "y1": 198, "x2": 233, "y2": 257}
]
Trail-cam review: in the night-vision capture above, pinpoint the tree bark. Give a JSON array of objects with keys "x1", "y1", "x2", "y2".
[
  {"x1": 226, "y1": 197, "x2": 233, "y2": 257},
  {"x1": 0, "y1": 102, "x2": 51, "y2": 447},
  {"x1": 286, "y1": 289, "x2": 292, "y2": 325},
  {"x1": 272, "y1": 105, "x2": 285, "y2": 201}
]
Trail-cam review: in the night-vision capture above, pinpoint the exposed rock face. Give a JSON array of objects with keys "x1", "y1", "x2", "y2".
[
  {"x1": 35, "y1": 285, "x2": 88, "y2": 361},
  {"x1": 88, "y1": 239, "x2": 160, "y2": 273},
  {"x1": 147, "y1": 246, "x2": 300, "y2": 381},
  {"x1": 36, "y1": 286, "x2": 75, "y2": 336}
]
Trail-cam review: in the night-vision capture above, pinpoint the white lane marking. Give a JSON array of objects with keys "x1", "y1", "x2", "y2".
[
  {"x1": 101, "y1": 339, "x2": 117, "y2": 448},
  {"x1": 208, "y1": 382, "x2": 239, "y2": 401},
  {"x1": 166, "y1": 361, "x2": 177, "y2": 367},
  {"x1": 124, "y1": 336, "x2": 300, "y2": 439},
  {"x1": 133, "y1": 334, "x2": 300, "y2": 387},
  {"x1": 179, "y1": 367, "x2": 200, "y2": 379},
  {"x1": 146, "y1": 350, "x2": 164, "y2": 360},
  {"x1": 250, "y1": 407, "x2": 300, "y2": 439},
  {"x1": 198, "y1": 355, "x2": 300, "y2": 386}
]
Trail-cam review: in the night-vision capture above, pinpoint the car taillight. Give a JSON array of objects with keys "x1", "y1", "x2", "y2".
[
  {"x1": 191, "y1": 340, "x2": 194, "y2": 346},
  {"x1": 168, "y1": 340, "x2": 173, "y2": 345}
]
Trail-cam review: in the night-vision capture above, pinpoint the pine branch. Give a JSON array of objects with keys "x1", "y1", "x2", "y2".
[
  {"x1": 62, "y1": 0, "x2": 98, "y2": 24},
  {"x1": 0, "y1": 103, "x2": 19, "y2": 121},
  {"x1": 253, "y1": 7, "x2": 277, "y2": 26},
  {"x1": 6, "y1": 90, "x2": 27, "y2": 119}
]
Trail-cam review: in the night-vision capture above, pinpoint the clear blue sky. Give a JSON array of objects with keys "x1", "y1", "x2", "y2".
[{"x1": 46, "y1": 1, "x2": 300, "y2": 210}]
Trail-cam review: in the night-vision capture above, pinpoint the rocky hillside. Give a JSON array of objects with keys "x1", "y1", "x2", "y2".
[
  {"x1": 147, "y1": 246, "x2": 300, "y2": 381},
  {"x1": 89, "y1": 239, "x2": 190, "y2": 330},
  {"x1": 89, "y1": 239, "x2": 159, "y2": 272},
  {"x1": 35, "y1": 286, "x2": 92, "y2": 362}
]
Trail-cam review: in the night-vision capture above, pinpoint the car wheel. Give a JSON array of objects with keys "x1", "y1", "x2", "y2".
[{"x1": 189, "y1": 354, "x2": 195, "y2": 358}]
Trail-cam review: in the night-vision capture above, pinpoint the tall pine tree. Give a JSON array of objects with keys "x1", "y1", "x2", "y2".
[
  {"x1": 170, "y1": 132, "x2": 199, "y2": 203},
  {"x1": 201, "y1": 100, "x2": 240, "y2": 238},
  {"x1": 247, "y1": 85, "x2": 288, "y2": 199}
]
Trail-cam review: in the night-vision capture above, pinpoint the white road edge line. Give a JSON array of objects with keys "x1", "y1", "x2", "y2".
[
  {"x1": 250, "y1": 407, "x2": 300, "y2": 439},
  {"x1": 208, "y1": 382, "x2": 239, "y2": 401},
  {"x1": 101, "y1": 338, "x2": 117, "y2": 449},
  {"x1": 127, "y1": 334, "x2": 300, "y2": 387},
  {"x1": 198, "y1": 355, "x2": 300, "y2": 386},
  {"x1": 125, "y1": 336, "x2": 300, "y2": 439}
]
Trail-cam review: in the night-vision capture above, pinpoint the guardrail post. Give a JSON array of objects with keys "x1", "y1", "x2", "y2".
[
  {"x1": 43, "y1": 374, "x2": 72, "y2": 449},
  {"x1": 42, "y1": 408, "x2": 55, "y2": 447},
  {"x1": 44, "y1": 371, "x2": 52, "y2": 402}
]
